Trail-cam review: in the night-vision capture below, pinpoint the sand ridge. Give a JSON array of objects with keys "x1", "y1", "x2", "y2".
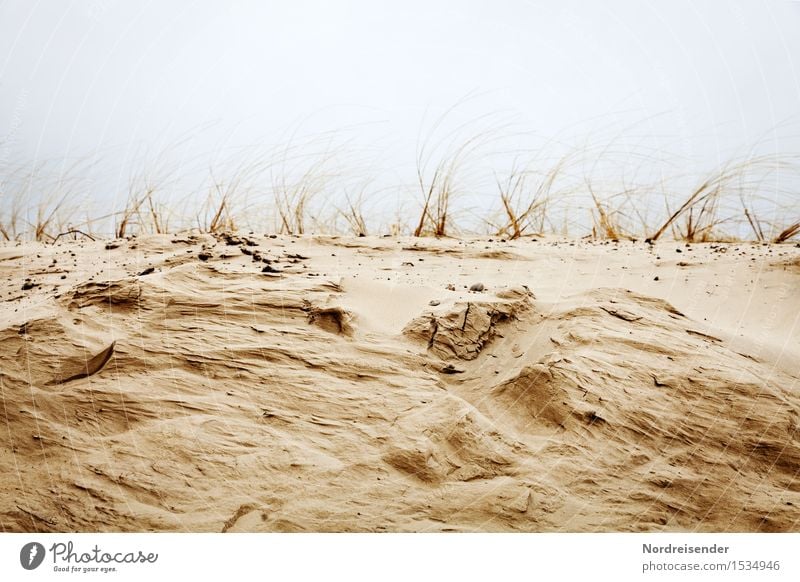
[{"x1": 0, "y1": 233, "x2": 798, "y2": 532}]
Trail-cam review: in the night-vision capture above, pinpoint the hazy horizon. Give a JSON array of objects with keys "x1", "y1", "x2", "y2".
[{"x1": 2, "y1": 0, "x2": 800, "y2": 237}]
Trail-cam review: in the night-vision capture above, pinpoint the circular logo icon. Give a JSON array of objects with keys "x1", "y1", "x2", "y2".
[{"x1": 20, "y1": 542, "x2": 46, "y2": 570}]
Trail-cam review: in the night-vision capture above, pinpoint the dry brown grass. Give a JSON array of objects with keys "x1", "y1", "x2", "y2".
[
  {"x1": 32, "y1": 158, "x2": 98, "y2": 241},
  {"x1": 491, "y1": 152, "x2": 576, "y2": 239},
  {"x1": 413, "y1": 139, "x2": 482, "y2": 237},
  {"x1": 338, "y1": 186, "x2": 369, "y2": 237},
  {"x1": 413, "y1": 106, "x2": 505, "y2": 237},
  {"x1": 648, "y1": 155, "x2": 790, "y2": 242},
  {"x1": 2, "y1": 130, "x2": 798, "y2": 242},
  {"x1": 2, "y1": 164, "x2": 40, "y2": 240},
  {"x1": 0, "y1": 181, "x2": 23, "y2": 241},
  {"x1": 116, "y1": 191, "x2": 147, "y2": 238},
  {"x1": 589, "y1": 185, "x2": 625, "y2": 239},
  {"x1": 743, "y1": 205, "x2": 766, "y2": 242},
  {"x1": 199, "y1": 159, "x2": 265, "y2": 234},
  {"x1": 773, "y1": 221, "x2": 800, "y2": 243},
  {"x1": 272, "y1": 141, "x2": 337, "y2": 235},
  {"x1": 33, "y1": 195, "x2": 69, "y2": 241},
  {"x1": 116, "y1": 161, "x2": 177, "y2": 238},
  {"x1": 205, "y1": 177, "x2": 235, "y2": 233}
]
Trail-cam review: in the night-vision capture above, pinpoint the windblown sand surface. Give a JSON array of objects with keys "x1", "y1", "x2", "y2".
[{"x1": 1, "y1": 233, "x2": 799, "y2": 532}]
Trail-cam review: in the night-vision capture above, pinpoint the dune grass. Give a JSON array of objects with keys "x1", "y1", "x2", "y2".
[
  {"x1": 412, "y1": 105, "x2": 510, "y2": 238},
  {"x1": 588, "y1": 184, "x2": 628, "y2": 240},
  {"x1": 0, "y1": 157, "x2": 101, "y2": 242},
  {"x1": 773, "y1": 221, "x2": 800, "y2": 243},
  {"x1": 1, "y1": 133, "x2": 798, "y2": 243},
  {"x1": 490, "y1": 151, "x2": 579, "y2": 240},
  {"x1": 647, "y1": 155, "x2": 794, "y2": 243},
  {"x1": 274, "y1": 153, "x2": 335, "y2": 235},
  {"x1": 337, "y1": 184, "x2": 370, "y2": 237}
]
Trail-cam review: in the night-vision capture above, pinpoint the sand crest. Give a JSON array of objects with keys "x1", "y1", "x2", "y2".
[{"x1": 1, "y1": 234, "x2": 798, "y2": 532}]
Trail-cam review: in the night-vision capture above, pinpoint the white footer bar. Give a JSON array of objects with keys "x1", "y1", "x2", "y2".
[{"x1": 2, "y1": 533, "x2": 797, "y2": 581}]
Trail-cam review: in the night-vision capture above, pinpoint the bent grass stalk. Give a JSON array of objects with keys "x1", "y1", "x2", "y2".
[
  {"x1": 773, "y1": 221, "x2": 800, "y2": 243},
  {"x1": 413, "y1": 104, "x2": 508, "y2": 237},
  {"x1": 2, "y1": 132, "x2": 799, "y2": 242},
  {"x1": 491, "y1": 152, "x2": 576, "y2": 239},
  {"x1": 272, "y1": 139, "x2": 338, "y2": 235},
  {"x1": 337, "y1": 185, "x2": 370, "y2": 237},
  {"x1": 648, "y1": 155, "x2": 792, "y2": 242}
]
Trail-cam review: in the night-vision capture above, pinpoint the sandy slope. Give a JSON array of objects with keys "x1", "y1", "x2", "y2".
[{"x1": 1, "y1": 233, "x2": 798, "y2": 532}]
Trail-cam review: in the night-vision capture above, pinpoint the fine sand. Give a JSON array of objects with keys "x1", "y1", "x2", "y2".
[{"x1": 1, "y1": 233, "x2": 798, "y2": 532}]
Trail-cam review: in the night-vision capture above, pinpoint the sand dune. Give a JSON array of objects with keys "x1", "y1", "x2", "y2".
[{"x1": 1, "y1": 233, "x2": 798, "y2": 532}]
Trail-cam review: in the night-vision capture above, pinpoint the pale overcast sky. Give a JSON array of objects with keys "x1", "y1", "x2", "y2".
[{"x1": 1, "y1": 0, "x2": 799, "y2": 231}]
